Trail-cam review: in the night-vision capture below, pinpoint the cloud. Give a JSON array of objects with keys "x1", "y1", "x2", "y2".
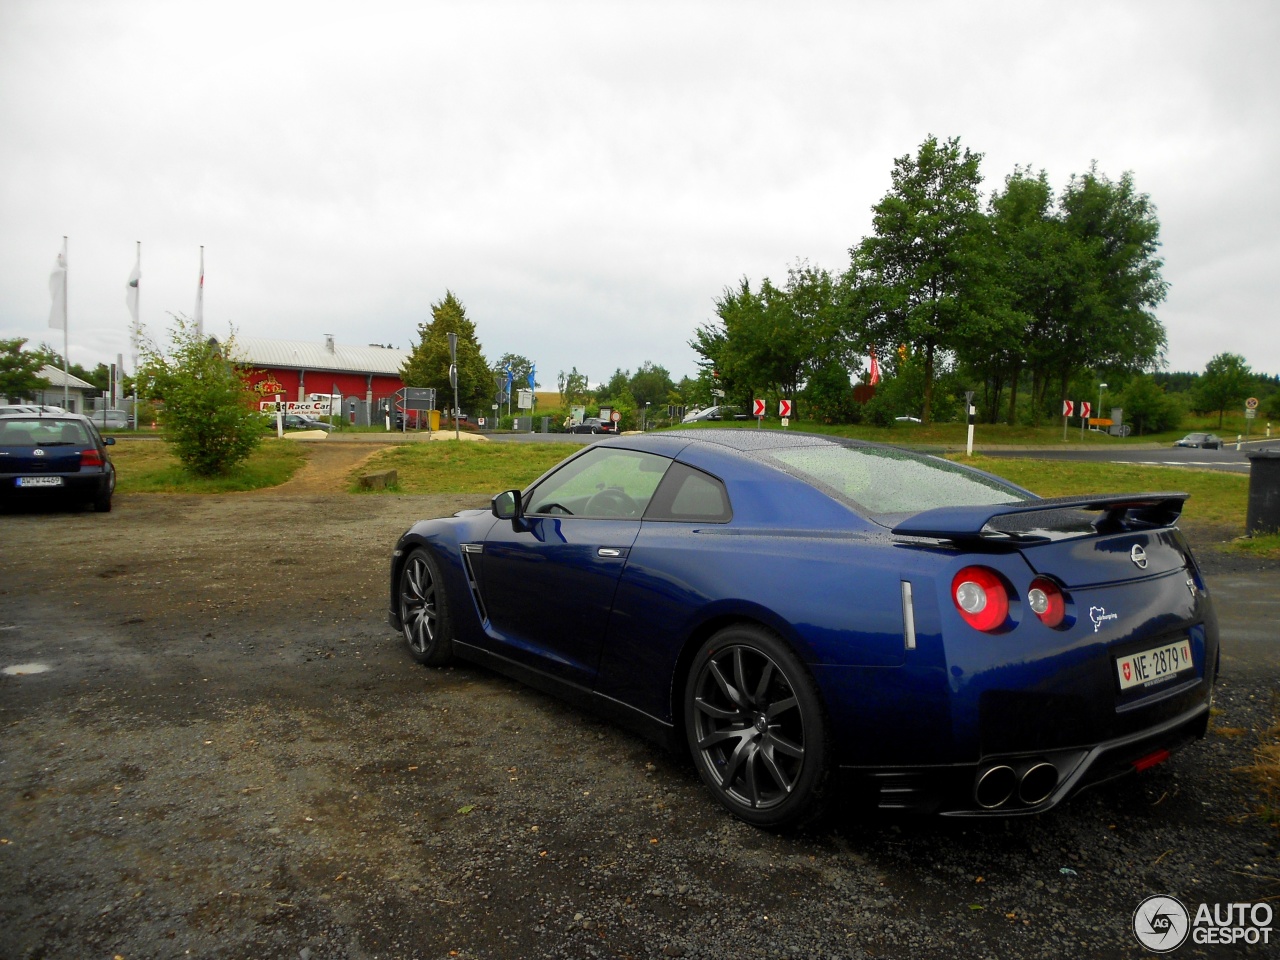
[{"x1": 2, "y1": 0, "x2": 1277, "y2": 384}]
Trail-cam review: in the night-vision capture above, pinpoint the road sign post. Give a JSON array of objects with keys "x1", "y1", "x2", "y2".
[{"x1": 965, "y1": 391, "x2": 975, "y2": 456}]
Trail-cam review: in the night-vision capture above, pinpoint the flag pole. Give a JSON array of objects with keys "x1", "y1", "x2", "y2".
[
  {"x1": 195, "y1": 245, "x2": 204, "y2": 338},
  {"x1": 61, "y1": 236, "x2": 69, "y2": 408}
]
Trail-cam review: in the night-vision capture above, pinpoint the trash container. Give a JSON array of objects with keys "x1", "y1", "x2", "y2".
[{"x1": 1245, "y1": 448, "x2": 1280, "y2": 535}]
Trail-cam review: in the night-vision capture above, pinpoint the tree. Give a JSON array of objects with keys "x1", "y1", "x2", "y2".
[
  {"x1": 136, "y1": 315, "x2": 262, "y2": 476},
  {"x1": 1193, "y1": 353, "x2": 1252, "y2": 427},
  {"x1": 556, "y1": 367, "x2": 591, "y2": 407},
  {"x1": 690, "y1": 261, "x2": 847, "y2": 411},
  {"x1": 628, "y1": 362, "x2": 675, "y2": 409},
  {"x1": 979, "y1": 167, "x2": 1071, "y2": 424},
  {"x1": 401, "y1": 292, "x2": 492, "y2": 418},
  {"x1": 845, "y1": 135, "x2": 1002, "y2": 425},
  {"x1": 0, "y1": 338, "x2": 53, "y2": 401},
  {"x1": 496, "y1": 353, "x2": 536, "y2": 391},
  {"x1": 1119, "y1": 374, "x2": 1184, "y2": 436}
]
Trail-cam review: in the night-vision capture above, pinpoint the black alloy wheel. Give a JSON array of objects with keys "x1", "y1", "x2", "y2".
[
  {"x1": 398, "y1": 548, "x2": 454, "y2": 665},
  {"x1": 684, "y1": 625, "x2": 828, "y2": 827}
]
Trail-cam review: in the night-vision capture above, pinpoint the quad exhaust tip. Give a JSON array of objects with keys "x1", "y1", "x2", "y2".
[
  {"x1": 974, "y1": 760, "x2": 1060, "y2": 809},
  {"x1": 1018, "y1": 762, "x2": 1059, "y2": 805},
  {"x1": 975, "y1": 765, "x2": 1017, "y2": 809}
]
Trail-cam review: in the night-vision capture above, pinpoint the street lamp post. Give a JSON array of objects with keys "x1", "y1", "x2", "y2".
[{"x1": 1098, "y1": 383, "x2": 1107, "y2": 432}]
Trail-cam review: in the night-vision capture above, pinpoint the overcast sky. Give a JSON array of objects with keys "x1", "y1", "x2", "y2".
[{"x1": 3, "y1": 0, "x2": 1277, "y2": 389}]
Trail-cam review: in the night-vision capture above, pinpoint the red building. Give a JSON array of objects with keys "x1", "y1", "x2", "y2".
[{"x1": 229, "y1": 335, "x2": 409, "y2": 425}]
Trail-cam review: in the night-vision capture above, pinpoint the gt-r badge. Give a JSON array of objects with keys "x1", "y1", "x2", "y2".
[
  {"x1": 1089, "y1": 606, "x2": 1119, "y2": 633},
  {"x1": 1130, "y1": 544, "x2": 1148, "y2": 569}
]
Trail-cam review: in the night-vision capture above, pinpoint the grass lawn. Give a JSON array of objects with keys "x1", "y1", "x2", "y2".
[
  {"x1": 958, "y1": 454, "x2": 1278, "y2": 559},
  {"x1": 669, "y1": 411, "x2": 1277, "y2": 448},
  {"x1": 110, "y1": 438, "x2": 307, "y2": 493},
  {"x1": 106, "y1": 435, "x2": 1280, "y2": 559},
  {"x1": 353, "y1": 442, "x2": 571, "y2": 494}
]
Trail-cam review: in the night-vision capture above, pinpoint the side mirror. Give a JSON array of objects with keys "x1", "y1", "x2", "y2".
[
  {"x1": 491, "y1": 489, "x2": 523, "y2": 523},
  {"x1": 103, "y1": 436, "x2": 116, "y2": 446}
]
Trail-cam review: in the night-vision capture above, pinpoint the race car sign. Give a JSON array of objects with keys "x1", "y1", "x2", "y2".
[{"x1": 260, "y1": 400, "x2": 330, "y2": 415}]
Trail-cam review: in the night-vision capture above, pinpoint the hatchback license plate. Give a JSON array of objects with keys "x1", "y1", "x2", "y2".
[
  {"x1": 1116, "y1": 639, "x2": 1194, "y2": 691},
  {"x1": 17, "y1": 476, "x2": 64, "y2": 488}
]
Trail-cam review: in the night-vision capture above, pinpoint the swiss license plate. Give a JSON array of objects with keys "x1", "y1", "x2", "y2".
[
  {"x1": 17, "y1": 476, "x2": 63, "y2": 488},
  {"x1": 1116, "y1": 639, "x2": 1194, "y2": 691}
]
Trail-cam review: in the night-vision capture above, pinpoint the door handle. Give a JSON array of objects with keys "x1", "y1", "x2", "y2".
[{"x1": 597, "y1": 548, "x2": 622, "y2": 558}]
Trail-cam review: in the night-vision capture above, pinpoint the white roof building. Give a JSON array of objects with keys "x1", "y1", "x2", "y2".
[{"x1": 228, "y1": 335, "x2": 409, "y2": 374}]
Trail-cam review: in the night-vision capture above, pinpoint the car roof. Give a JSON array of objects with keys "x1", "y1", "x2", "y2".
[{"x1": 0, "y1": 411, "x2": 96, "y2": 423}]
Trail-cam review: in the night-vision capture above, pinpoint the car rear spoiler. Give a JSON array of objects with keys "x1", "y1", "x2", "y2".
[{"x1": 891, "y1": 493, "x2": 1189, "y2": 542}]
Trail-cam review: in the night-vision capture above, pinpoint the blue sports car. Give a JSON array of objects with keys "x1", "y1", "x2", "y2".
[{"x1": 388, "y1": 430, "x2": 1218, "y2": 827}]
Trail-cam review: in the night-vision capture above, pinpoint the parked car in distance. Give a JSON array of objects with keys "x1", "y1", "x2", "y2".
[
  {"x1": 388, "y1": 429, "x2": 1218, "y2": 827},
  {"x1": 0, "y1": 413, "x2": 116, "y2": 512},
  {"x1": 268, "y1": 413, "x2": 333, "y2": 432},
  {"x1": 1174, "y1": 433, "x2": 1223, "y2": 450},
  {"x1": 567, "y1": 417, "x2": 616, "y2": 435},
  {"x1": 92, "y1": 410, "x2": 131, "y2": 430},
  {"x1": 681, "y1": 405, "x2": 746, "y2": 423}
]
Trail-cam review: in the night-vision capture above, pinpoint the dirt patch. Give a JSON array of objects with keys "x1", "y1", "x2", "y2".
[
  {"x1": 1, "y1": 445, "x2": 1276, "y2": 959},
  {"x1": 252, "y1": 439, "x2": 386, "y2": 495}
]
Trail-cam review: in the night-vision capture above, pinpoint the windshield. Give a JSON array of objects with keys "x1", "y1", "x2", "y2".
[{"x1": 766, "y1": 444, "x2": 1029, "y2": 517}]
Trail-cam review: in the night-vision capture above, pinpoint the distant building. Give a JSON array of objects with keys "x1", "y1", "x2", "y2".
[
  {"x1": 32, "y1": 365, "x2": 96, "y2": 413},
  {"x1": 226, "y1": 335, "x2": 410, "y2": 426}
]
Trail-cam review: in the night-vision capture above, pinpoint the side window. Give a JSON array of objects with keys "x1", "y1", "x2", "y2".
[
  {"x1": 644, "y1": 462, "x2": 732, "y2": 522},
  {"x1": 525, "y1": 448, "x2": 671, "y2": 519}
]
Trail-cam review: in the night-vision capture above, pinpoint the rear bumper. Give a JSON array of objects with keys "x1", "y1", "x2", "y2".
[
  {"x1": 841, "y1": 698, "x2": 1211, "y2": 816},
  {"x1": 1, "y1": 473, "x2": 110, "y2": 503}
]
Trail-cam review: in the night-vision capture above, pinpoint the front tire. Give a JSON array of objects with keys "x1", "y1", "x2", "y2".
[
  {"x1": 398, "y1": 548, "x2": 454, "y2": 665},
  {"x1": 684, "y1": 625, "x2": 829, "y2": 828}
]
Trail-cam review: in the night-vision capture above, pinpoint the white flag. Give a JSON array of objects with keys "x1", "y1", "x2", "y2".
[
  {"x1": 194, "y1": 246, "x2": 204, "y2": 334},
  {"x1": 48, "y1": 238, "x2": 67, "y2": 330},
  {"x1": 125, "y1": 245, "x2": 141, "y2": 326}
]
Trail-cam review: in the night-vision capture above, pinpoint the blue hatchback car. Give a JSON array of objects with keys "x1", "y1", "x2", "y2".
[{"x1": 388, "y1": 430, "x2": 1218, "y2": 827}]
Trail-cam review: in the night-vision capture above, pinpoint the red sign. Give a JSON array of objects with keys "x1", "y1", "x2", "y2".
[
  {"x1": 610, "y1": 410, "x2": 621, "y2": 422},
  {"x1": 779, "y1": 399, "x2": 792, "y2": 417},
  {"x1": 752, "y1": 399, "x2": 765, "y2": 417},
  {"x1": 1080, "y1": 401, "x2": 1092, "y2": 418},
  {"x1": 1062, "y1": 400, "x2": 1074, "y2": 417}
]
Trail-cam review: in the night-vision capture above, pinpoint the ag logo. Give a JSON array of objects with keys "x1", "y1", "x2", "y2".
[{"x1": 1133, "y1": 895, "x2": 1190, "y2": 952}]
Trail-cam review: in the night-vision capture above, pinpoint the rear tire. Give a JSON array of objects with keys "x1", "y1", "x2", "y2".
[
  {"x1": 684, "y1": 624, "x2": 829, "y2": 828},
  {"x1": 93, "y1": 493, "x2": 112, "y2": 513}
]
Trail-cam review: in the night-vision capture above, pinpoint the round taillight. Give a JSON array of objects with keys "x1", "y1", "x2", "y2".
[
  {"x1": 951, "y1": 566, "x2": 1009, "y2": 632},
  {"x1": 1027, "y1": 577, "x2": 1066, "y2": 628}
]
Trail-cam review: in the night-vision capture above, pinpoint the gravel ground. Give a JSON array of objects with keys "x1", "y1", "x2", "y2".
[{"x1": 1, "y1": 442, "x2": 1276, "y2": 959}]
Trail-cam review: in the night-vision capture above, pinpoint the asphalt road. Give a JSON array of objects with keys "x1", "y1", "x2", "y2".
[{"x1": 981, "y1": 439, "x2": 1280, "y2": 473}]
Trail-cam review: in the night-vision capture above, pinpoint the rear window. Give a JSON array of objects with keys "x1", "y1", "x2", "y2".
[
  {"x1": 766, "y1": 444, "x2": 1028, "y2": 516},
  {"x1": 0, "y1": 419, "x2": 92, "y2": 445}
]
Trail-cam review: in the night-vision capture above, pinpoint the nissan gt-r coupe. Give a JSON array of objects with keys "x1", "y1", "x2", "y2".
[{"x1": 388, "y1": 430, "x2": 1218, "y2": 827}]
